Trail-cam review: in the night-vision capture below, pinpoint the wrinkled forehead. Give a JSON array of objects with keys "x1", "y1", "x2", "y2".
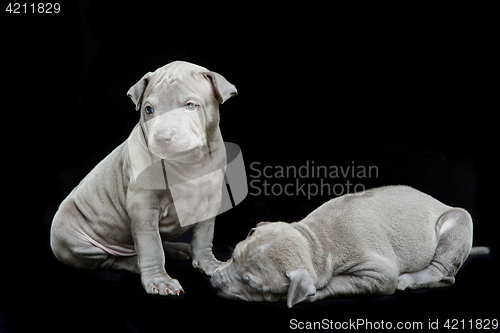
[
  {"x1": 145, "y1": 64, "x2": 213, "y2": 105},
  {"x1": 233, "y1": 237, "x2": 273, "y2": 261}
]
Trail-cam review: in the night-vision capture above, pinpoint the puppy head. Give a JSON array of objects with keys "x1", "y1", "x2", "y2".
[
  {"x1": 210, "y1": 222, "x2": 317, "y2": 307},
  {"x1": 127, "y1": 61, "x2": 237, "y2": 162}
]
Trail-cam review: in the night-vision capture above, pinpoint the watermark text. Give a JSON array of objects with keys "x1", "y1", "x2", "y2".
[{"x1": 249, "y1": 160, "x2": 378, "y2": 199}]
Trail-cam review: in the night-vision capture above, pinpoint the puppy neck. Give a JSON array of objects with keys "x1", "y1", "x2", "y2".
[{"x1": 291, "y1": 223, "x2": 324, "y2": 277}]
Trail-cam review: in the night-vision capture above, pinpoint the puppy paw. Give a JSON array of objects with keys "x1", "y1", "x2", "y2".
[
  {"x1": 142, "y1": 273, "x2": 184, "y2": 296},
  {"x1": 396, "y1": 273, "x2": 413, "y2": 291},
  {"x1": 192, "y1": 254, "x2": 222, "y2": 276}
]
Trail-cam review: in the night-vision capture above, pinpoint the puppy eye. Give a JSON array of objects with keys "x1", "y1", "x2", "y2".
[
  {"x1": 145, "y1": 106, "x2": 154, "y2": 114},
  {"x1": 186, "y1": 103, "x2": 198, "y2": 111}
]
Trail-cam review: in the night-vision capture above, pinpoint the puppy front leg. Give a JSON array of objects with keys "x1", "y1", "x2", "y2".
[
  {"x1": 190, "y1": 217, "x2": 222, "y2": 276},
  {"x1": 130, "y1": 207, "x2": 183, "y2": 296},
  {"x1": 308, "y1": 261, "x2": 398, "y2": 302}
]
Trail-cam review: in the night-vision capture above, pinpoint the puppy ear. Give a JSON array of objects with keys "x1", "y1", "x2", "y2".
[
  {"x1": 247, "y1": 221, "x2": 272, "y2": 238},
  {"x1": 127, "y1": 72, "x2": 152, "y2": 110},
  {"x1": 246, "y1": 227, "x2": 257, "y2": 238},
  {"x1": 203, "y1": 71, "x2": 237, "y2": 104},
  {"x1": 286, "y1": 268, "x2": 316, "y2": 308}
]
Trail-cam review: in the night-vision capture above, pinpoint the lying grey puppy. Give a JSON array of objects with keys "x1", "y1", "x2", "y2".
[
  {"x1": 51, "y1": 61, "x2": 237, "y2": 296},
  {"x1": 211, "y1": 185, "x2": 489, "y2": 307}
]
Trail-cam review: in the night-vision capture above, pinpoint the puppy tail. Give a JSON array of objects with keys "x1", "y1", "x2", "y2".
[{"x1": 469, "y1": 246, "x2": 490, "y2": 256}]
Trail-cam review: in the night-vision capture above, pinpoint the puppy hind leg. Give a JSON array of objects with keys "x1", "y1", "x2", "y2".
[
  {"x1": 55, "y1": 241, "x2": 139, "y2": 274},
  {"x1": 51, "y1": 222, "x2": 138, "y2": 273},
  {"x1": 99, "y1": 255, "x2": 139, "y2": 273},
  {"x1": 51, "y1": 235, "x2": 111, "y2": 270},
  {"x1": 397, "y1": 208, "x2": 473, "y2": 291},
  {"x1": 397, "y1": 264, "x2": 455, "y2": 291},
  {"x1": 308, "y1": 258, "x2": 399, "y2": 302}
]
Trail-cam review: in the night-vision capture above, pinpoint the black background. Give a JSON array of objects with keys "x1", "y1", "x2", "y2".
[{"x1": 1, "y1": 2, "x2": 497, "y2": 332}]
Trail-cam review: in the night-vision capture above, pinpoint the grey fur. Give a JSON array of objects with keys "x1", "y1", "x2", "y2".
[
  {"x1": 51, "y1": 61, "x2": 237, "y2": 296},
  {"x1": 211, "y1": 185, "x2": 487, "y2": 307}
]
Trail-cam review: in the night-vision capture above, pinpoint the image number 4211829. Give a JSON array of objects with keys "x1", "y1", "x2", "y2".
[{"x1": 5, "y1": 3, "x2": 61, "y2": 14}]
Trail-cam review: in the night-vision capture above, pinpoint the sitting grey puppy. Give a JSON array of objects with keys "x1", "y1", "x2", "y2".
[
  {"x1": 51, "y1": 61, "x2": 237, "y2": 296},
  {"x1": 211, "y1": 185, "x2": 489, "y2": 307}
]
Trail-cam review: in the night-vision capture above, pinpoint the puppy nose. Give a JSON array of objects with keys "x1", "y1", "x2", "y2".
[
  {"x1": 163, "y1": 132, "x2": 174, "y2": 143},
  {"x1": 158, "y1": 129, "x2": 175, "y2": 144}
]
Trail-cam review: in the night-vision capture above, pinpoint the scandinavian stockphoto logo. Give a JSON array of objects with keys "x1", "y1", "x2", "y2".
[{"x1": 248, "y1": 160, "x2": 379, "y2": 199}]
